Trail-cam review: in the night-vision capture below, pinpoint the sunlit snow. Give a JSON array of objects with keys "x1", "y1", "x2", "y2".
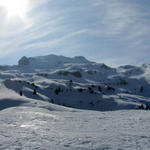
[{"x1": 0, "y1": 54, "x2": 150, "y2": 149}]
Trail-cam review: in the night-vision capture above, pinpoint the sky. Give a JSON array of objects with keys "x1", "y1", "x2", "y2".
[{"x1": 0, "y1": 0, "x2": 150, "y2": 66}]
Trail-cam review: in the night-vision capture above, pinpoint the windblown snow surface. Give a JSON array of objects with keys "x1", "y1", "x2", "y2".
[{"x1": 1, "y1": 54, "x2": 150, "y2": 149}]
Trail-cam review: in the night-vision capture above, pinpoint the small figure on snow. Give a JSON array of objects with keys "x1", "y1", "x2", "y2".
[
  {"x1": 19, "y1": 90, "x2": 23, "y2": 96},
  {"x1": 146, "y1": 104, "x2": 149, "y2": 110},
  {"x1": 33, "y1": 89, "x2": 37, "y2": 95},
  {"x1": 140, "y1": 86, "x2": 144, "y2": 93},
  {"x1": 138, "y1": 104, "x2": 144, "y2": 109}
]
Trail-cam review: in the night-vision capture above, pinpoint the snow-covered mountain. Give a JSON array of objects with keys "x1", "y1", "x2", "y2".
[
  {"x1": 18, "y1": 54, "x2": 91, "y2": 71},
  {"x1": 0, "y1": 54, "x2": 150, "y2": 111},
  {"x1": 1, "y1": 54, "x2": 150, "y2": 149}
]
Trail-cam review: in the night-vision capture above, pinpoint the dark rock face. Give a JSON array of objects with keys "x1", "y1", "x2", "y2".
[{"x1": 18, "y1": 56, "x2": 29, "y2": 66}]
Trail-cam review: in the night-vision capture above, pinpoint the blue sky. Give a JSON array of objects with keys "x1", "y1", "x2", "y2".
[{"x1": 0, "y1": 0, "x2": 150, "y2": 66}]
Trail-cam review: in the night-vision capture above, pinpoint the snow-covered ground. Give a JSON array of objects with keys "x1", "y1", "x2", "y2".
[
  {"x1": 1, "y1": 106, "x2": 150, "y2": 149},
  {"x1": 0, "y1": 54, "x2": 150, "y2": 149}
]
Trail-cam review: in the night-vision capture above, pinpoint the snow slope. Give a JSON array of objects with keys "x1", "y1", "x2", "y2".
[
  {"x1": 1, "y1": 106, "x2": 150, "y2": 149},
  {"x1": 0, "y1": 54, "x2": 150, "y2": 149},
  {"x1": 0, "y1": 54, "x2": 150, "y2": 111}
]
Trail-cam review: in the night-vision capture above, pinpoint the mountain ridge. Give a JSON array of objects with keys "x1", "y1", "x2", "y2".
[
  {"x1": 0, "y1": 54, "x2": 150, "y2": 111},
  {"x1": 18, "y1": 54, "x2": 91, "y2": 66}
]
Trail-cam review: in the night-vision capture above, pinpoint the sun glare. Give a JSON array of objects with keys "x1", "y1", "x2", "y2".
[{"x1": 0, "y1": 0, "x2": 29, "y2": 18}]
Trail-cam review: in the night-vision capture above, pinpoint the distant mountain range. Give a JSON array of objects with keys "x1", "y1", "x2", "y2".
[{"x1": 1, "y1": 54, "x2": 150, "y2": 111}]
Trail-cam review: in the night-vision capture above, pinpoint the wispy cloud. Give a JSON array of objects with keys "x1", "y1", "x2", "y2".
[{"x1": 0, "y1": 0, "x2": 150, "y2": 65}]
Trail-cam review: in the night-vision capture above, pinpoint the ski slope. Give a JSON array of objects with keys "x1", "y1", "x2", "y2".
[
  {"x1": 1, "y1": 106, "x2": 150, "y2": 149},
  {"x1": 1, "y1": 54, "x2": 150, "y2": 111},
  {"x1": 0, "y1": 54, "x2": 150, "y2": 149}
]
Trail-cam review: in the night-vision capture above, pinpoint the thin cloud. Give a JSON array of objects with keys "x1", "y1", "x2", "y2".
[{"x1": 0, "y1": 0, "x2": 150, "y2": 66}]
